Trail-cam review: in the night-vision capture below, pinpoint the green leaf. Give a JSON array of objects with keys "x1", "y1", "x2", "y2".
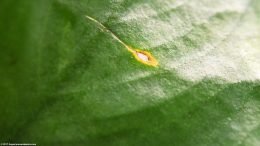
[{"x1": 0, "y1": 0, "x2": 260, "y2": 145}]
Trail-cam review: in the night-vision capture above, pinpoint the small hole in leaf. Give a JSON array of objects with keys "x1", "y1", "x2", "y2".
[
  {"x1": 137, "y1": 52, "x2": 149, "y2": 62},
  {"x1": 132, "y1": 49, "x2": 158, "y2": 67}
]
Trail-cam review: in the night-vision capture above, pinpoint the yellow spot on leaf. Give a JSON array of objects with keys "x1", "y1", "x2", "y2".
[
  {"x1": 86, "y1": 15, "x2": 159, "y2": 67},
  {"x1": 127, "y1": 46, "x2": 158, "y2": 67}
]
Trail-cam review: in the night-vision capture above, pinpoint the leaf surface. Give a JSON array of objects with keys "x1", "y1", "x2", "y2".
[{"x1": 0, "y1": 0, "x2": 260, "y2": 145}]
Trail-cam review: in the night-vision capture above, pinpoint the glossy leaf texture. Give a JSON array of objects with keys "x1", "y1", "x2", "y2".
[{"x1": 0, "y1": 0, "x2": 260, "y2": 145}]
